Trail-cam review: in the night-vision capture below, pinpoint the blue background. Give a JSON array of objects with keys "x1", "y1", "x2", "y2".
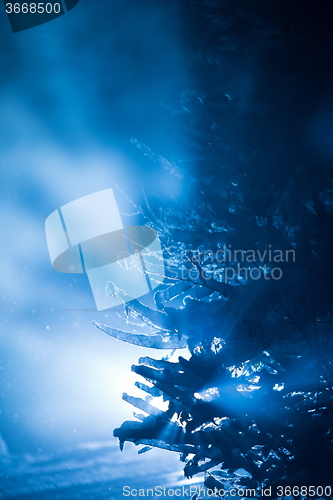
[{"x1": 0, "y1": 1, "x2": 192, "y2": 489}]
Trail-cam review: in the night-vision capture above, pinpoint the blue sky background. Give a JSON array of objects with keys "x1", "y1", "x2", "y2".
[
  {"x1": 2, "y1": 2, "x2": 333, "y2": 498},
  {"x1": 0, "y1": 0, "x2": 191, "y2": 459}
]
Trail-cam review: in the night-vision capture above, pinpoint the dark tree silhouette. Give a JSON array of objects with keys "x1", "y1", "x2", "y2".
[{"x1": 96, "y1": 0, "x2": 333, "y2": 496}]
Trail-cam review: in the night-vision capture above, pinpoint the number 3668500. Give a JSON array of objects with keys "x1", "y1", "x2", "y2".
[{"x1": 6, "y1": 3, "x2": 61, "y2": 14}]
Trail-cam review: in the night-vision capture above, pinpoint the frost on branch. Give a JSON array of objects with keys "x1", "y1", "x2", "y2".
[{"x1": 95, "y1": 0, "x2": 333, "y2": 494}]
